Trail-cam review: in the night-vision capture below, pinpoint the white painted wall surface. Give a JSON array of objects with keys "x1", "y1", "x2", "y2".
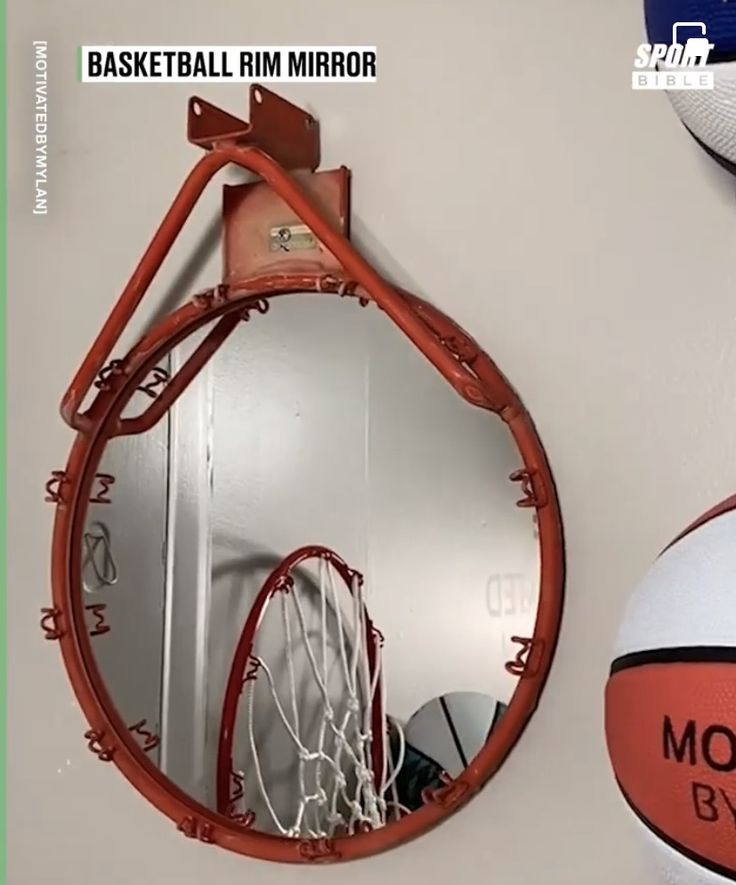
[{"x1": 8, "y1": 1, "x2": 736, "y2": 883}]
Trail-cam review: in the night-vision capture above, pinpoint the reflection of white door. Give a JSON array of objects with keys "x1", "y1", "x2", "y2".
[{"x1": 158, "y1": 341, "x2": 214, "y2": 803}]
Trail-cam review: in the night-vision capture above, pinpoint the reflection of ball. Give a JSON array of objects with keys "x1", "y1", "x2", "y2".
[
  {"x1": 644, "y1": 1, "x2": 736, "y2": 174},
  {"x1": 605, "y1": 496, "x2": 736, "y2": 884},
  {"x1": 404, "y1": 691, "x2": 507, "y2": 779}
]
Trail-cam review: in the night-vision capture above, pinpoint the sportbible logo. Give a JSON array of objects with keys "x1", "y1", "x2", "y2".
[{"x1": 632, "y1": 21, "x2": 715, "y2": 91}]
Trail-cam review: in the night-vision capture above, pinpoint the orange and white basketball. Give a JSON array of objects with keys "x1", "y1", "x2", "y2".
[{"x1": 605, "y1": 496, "x2": 736, "y2": 884}]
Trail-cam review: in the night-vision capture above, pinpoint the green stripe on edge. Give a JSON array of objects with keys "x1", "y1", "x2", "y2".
[{"x1": 0, "y1": 0, "x2": 7, "y2": 882}]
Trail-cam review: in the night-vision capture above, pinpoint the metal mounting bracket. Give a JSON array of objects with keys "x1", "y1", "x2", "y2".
[{"x1": 187, "y1": 83, "x2": 320, "y2": 171}]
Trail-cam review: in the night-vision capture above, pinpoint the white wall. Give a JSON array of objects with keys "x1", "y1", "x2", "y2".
[{"x1": 8, "y1": 1, "x2": 736, "y2": 883}]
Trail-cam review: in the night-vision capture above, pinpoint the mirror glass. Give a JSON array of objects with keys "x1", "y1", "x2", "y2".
[{"x1": 81, "y1": 292, "x2": 540, "y2": 835}]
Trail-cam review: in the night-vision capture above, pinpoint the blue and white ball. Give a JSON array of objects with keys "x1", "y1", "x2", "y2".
[{"x1": 645, "y1": 0, "x2": 736, "y2": 173}]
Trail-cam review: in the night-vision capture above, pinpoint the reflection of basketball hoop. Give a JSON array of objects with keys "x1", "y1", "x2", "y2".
[
  {"x1": 43, "y1": 84, "x2": 565, "y2": 863},
  {"x1": 217, "y1": 546, "x2": 404, "y2": 837}
]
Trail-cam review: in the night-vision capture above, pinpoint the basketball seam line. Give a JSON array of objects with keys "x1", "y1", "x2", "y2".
[
  {"x1": 610, "y1": 646, "x2": 736, "y2": 675},
  {"x1": 438, "y1": 696, "x2": 468, "y2": 770}
]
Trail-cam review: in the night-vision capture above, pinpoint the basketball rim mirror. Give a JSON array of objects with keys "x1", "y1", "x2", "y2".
[{"x1": 44, "y1": 85, "x2": 565, "y2": 864}]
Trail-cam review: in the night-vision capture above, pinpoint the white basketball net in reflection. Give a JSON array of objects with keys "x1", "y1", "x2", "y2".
[{"x1": 242, "y1": 552, "x2": 404, "y2": 838}]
